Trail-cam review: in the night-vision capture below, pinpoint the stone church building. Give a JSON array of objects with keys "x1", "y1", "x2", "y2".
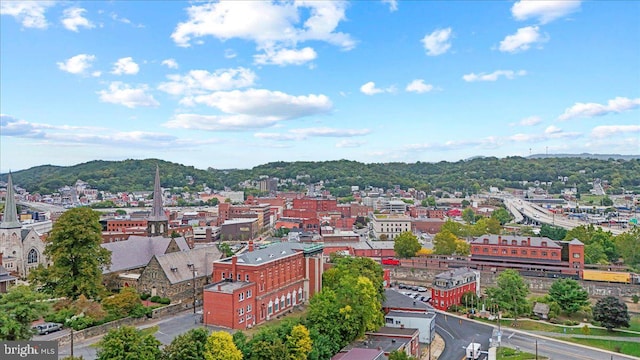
[{"x1": 0, "y1": 174, "x2": 48, "y2": 278}]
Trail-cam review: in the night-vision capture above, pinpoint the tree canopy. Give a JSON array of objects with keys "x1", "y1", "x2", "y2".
[
  {"x1": 485, "y1": 270, "x2": 530, "y2": 320},
  {"x1": 30, "y1": 207, "x2": 111, "y2": 300},
  {"x1": 96, "y1": 326, "x2": 162, "y2": 360},
  {"x1": 205, "y1": 331, "x2": 243, "y2": 360},
  {"x1": 394, "y1": 231, "x2": 421, "y2": 259},
  {"x1": 548, "y1": 279, "x2": 589, "y2": 315},
  {"x1": 593, "y1": 296, "x2": 630, "y2": 331},
  {"x1": 0, "y1": 285, "x2": 49, "y2": 340}
]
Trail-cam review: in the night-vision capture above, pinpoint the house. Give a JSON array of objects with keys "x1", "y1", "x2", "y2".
[
  {"x1": 137, "y1": 246, "x2": 222, "y2": 303},
  {"x1": 533, "y1": 302, "x2": 550, "y2": 320},
  {"x1": 431, "y1": 267, "x2": 478, "y2": 311},
  {"x1": 384, "y1": 311, "x2": 436, "y2": 344},
  {"x1": 336, "y1": 327, "x2": 420, "y2": 359},
  {"x1": 0, "y1": 252, "x2": 17, "y2": 293},
  {"x1": 203, "y1": 242, "x2": 324, "y2": 330}
]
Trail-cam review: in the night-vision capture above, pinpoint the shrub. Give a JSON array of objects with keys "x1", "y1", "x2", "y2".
[
  {"x1": 140, "y1": 293, "x2": 151, "y2": 301},
  {"x1": 632, "y1": 295, "x2": 639, "y2": 304},
  {"x1": 158, "y1": 297, "x2": 171, "y2": 305},
  {"x1": 149, "y1": 296, "x2": 162, "y2": 303},
  {"x1": 564, "y1": 320, "x2": 578, "y2": 326},
  {"x1": 45, "y1": 308, "x2": 75, "y2": 324},
  {"x1": 130, "y1": 304, "x2": 153, "y2": 319},
  {"x1": 581, "y1": 325, "x2": 591, "y2": 335}
]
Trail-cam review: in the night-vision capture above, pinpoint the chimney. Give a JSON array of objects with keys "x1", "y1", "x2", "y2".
[
  {"x1": 498, "y1": 235, "x2": 501, "y2": 242},
  {"x1": 217, "y1": 285, "x2": 222, "y2": 291},
  {"x1": 527, "y1": 237, "x2": 531, "y2": 246},
  {"x1": 0, "y1": 252, "x2": 3, "y2": 266},
  {"x1": 232, "y1": 255, "x2": 237, "y2": 281},
  {"x1": 248, "y1": 240, "x2": 254, "y2": 252}
]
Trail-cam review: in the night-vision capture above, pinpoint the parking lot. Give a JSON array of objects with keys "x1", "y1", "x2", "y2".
[{"x1": 393, "y1": 283, "x2": 431, "y2": 304}]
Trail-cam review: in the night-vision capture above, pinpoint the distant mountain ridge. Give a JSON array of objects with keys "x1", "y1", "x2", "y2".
[
  {"x1": 2, "y1": 155, "x2": 639, "y2": 195},
  {"x1": 528, "y1": 153, "x2": 639, "y2": 160}
]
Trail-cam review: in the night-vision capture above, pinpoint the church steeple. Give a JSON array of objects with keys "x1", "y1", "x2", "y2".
[
  {"x1": 147, "y1": 165, "x2": 168, "y2": 236},
  {"x1": 1, "y1": 173, "x2": 22, "y2": 229}
]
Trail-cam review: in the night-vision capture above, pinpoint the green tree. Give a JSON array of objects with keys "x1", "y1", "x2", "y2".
[
  {"x1": 471, "y1": 218, "x2": 501, "y2": 236},
  {"x1": 30, "y1": 207, "x2": 111, "y2": 300},
  {"x1": 0, "y1": 285, "x2": 49, "y2": 340},
  {"x1": 601, "y1": 197, "x2": 613, "y2": 206},
  {"x1": 394, "y1": 231, "x2": 421, "y2": 258},
  {"x1": 548, "y1": 279, "x2": 589, "y2": 315},
  {"x1": 389, "y1": 350, "x2": 415, "y2": 360},
  {"x1": 102, "y1": 287, "x2": 142, "y2": 317},
  {"x1": 286, "y1": 324, "x2": 313, "y2": 360},
  {"x1": 540, "y1": 224, "x2": 567, "y2": 241},
  {"x1": 462, "y1": 208, "x2": 476, "y2": 224},
  {"x1": 461, "y1": 291, "x2": 480, "y2": 310},
  {"x1": 441, "y1": 220, "x2": 469, "y2": 238},
  {"x1": 614, "y1": 227, "x2": 640, "y2": 268},
  {"x1": 433, "y1": 230, "x2": 458, "y2": 255},
  {"x1": 162, "y1": 328, "x2": 209, "y2": 360},
  {"x1": 584, "y1": 242, "x2": 608, "y2": 264},
  {"x1": 205, "y1": 331, "x2": 243, "y2": 360},
  {"x1": 491, "y1": 208, "x2": 512, "y2": 225},
  {"x1": 323, "y1": 256, "x2": 385, "y2": 301},
  {"x1": 485, "y1": 270, "x2": 529, "y2": 321},
  {"x1": 306, "y1": 290, "x2": 348, "y2": 357},
  {"x1": 219, "y1": 243, "x2": 234, "y2": 257},
  {"x1": 96, "y1": 326, "x2": 162, "y2": 360},
  {"x1": 593, "y1": 296, "x2": 630, "y2": 331}
]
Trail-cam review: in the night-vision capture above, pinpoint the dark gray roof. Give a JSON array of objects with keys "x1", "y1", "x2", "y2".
[
  {"x1": 216, "y1": 242, "x2": 306, "y2": 266},
  {"x1": 386, "y1": 310, "x2": 436, "y2": 320},
  {"x1": 102, "y1": 235, "x2": 189, "y2": 273},
  {"x1": 568, "y1": 238, "x2": 584, "y2": 245},
  {"x1": 433, "y1": 267, "x2": 477, "y2": 289},
  {"x1": 0, "y1": 173, "x2": 21, "y2": 229},
  {"x1": 471, "y1": 234, "x2": 561, "y2": 249},
  {"x1": 155, "y1": 246, "x2": 222, "y2": 284},
  {"x1": 533, "y1": 302, "x2": 550, "y2": 315},
  {"x1": 383, "y1": 289, "x2": 430, "y2": 312}
]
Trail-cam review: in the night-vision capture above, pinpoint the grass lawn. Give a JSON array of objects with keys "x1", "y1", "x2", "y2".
[
  {"x1": 577, "y1": 194, "x2": 605, "y2": 205},
  {"x1": 561, "y1": 338, "x2": 640, "y2": 358},
  {"x1": 629, "y1": 315, "x2": 640, "y2": 332},
  {"x1": 497, "y1": 347, "x2": 548, "y2": 360}
]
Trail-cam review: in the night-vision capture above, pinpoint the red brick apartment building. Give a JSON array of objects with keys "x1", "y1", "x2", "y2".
[
  {"x1": 431, "y1": 267, "x2": 478, "y2": 311},
  {"x1": 203, "y1": 242, "x2": 324, "y2": 329},
  {"x1": 470, "y1": 235, "x2": 584, "y2": 269}
]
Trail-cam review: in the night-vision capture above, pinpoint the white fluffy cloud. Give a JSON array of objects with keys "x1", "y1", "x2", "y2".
[
  {"x1": 111, "y1": 57, "x2": 140, "y2": 75},
  {"x1": 98, "y1": 82, "x2": 159, "y2": 108},
  {"x1": 255, "y1": 127, "x2": 369, "y2": 141},
  {"x1": 405, "y1": 79, "x2": 434, "y2": 93},
  {"x1": 336, "y1": 139, "x2": 366, "y2": 148},
  {"x1": 57, "y1": 54, "x2": 96, "y2": 75},
  {"x1": 161, "y1": 58, "x2": 179, "y2": 69},
  {"x1": 512, "y1": 0, "x2": 581, "y2": 24},
  {"x1": 509, "y1": 126, "x2": 580, "y2": 142},
  {"x1": 421, "y1": 28, "x2": 452, "y2": 56},
  {"x1": 61, "y1": 7, "x2": 94, "y2": 32},
  {"x1": 499, "y1": 26, "x2": 547, "y2": 53},
  {"x1": 463, "y1": 70, "x2": 527, "y2": 82},
  {"x1": 0, "y1": 0, "x2": 55, "y2": 29},
  {"x1": 518, "y1": 116, "x2": 542, "y2": 126},
  {"x1": 590, "y1": 125, "x2": 640, "y2": 139},
  {"x1": 382, "y1": 0, "x2": 398, "y2": 12},
  {"x1": 559, "y1": 97, "x2": 640, "y2": 121},
  {"x1": 158, "y1": 67, "x2": 256, "y2": 97},
  {"x1": 165, "y1": 89, "x2": 332, "y2": 131},
  {"x1": 360, "y1": 81, "x2": 395, "y2": 95},
  {"x1": 254, "y1": 47, "x2": 317, "y2": 66},
  {"x1": 171, "y1": 1, "x2": 355, "y2": 65}
]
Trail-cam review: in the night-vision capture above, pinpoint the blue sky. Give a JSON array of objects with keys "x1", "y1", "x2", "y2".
[{"x1": 1, "y1": 0, "x2": 639, "y2": 173}]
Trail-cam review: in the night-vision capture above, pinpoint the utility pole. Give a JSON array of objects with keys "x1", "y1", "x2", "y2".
[
  {"x1": 188, "y1": 264, "x2": 197, "y2": 314},
  {"x1": 535, "y1": 339, "x2": 538, "y2": 360},
  {"x1": 70, "y1": 328, "x2": 74, "y2": 358}
]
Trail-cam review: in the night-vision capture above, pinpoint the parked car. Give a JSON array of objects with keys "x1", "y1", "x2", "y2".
[
  {"x1": 33, "y1": 323, "x2": 62, "y2": 335},
  {"x1": 417, "y1": 286, "x2": 427, "y2": 292}
]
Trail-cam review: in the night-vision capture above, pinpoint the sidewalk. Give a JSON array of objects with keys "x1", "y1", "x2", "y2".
[{"x1": 421, "y1": 333, "x2": 445, "y2": 360}]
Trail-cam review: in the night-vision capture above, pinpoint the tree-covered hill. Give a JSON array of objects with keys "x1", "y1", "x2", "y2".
[{"x1": 1, "y1": 156, "x2": 639, "y2": 195}]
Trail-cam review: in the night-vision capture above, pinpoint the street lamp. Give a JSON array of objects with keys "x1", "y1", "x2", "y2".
[{"x1": 188, "y1": 264, "x2": 197, "y2": 314}]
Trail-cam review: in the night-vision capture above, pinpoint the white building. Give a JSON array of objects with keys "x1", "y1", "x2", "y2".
[{"x1": 371, "y1": 214, "x2": 411, "y2": 240}]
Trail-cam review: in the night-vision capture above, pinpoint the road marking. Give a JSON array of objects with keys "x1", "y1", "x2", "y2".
[{"x1": 436, "y1": 324, "x2": 454, "y2": 340}]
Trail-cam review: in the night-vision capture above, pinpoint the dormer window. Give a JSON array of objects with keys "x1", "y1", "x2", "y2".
[
  {"x1": 511, "y1": 240, "x2": 517, "y2": 246},
  {"x1": 541, "y1": 241, "x2": 547, "y2": 247}
]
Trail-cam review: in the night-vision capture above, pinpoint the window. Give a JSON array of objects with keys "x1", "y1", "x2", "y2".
[
  {"x1": 221, "y1": 272, "x2": 225, "y2": 280},
  {"x1": 27, "y1": 249, "x2": 38, "y2": 264},
  {"x1": 573, "y1": 253, "x2": 580, "y2": 258},
  {"x1": 521, "y1": 250, "x2": 527, "y2": 255},
  {"x1": 502, "y1": 249, "x2": 507, "y2": 254},
  {"x1": 483, "y1": 248, "x2": 489, "y2": 253},
  {"x1": 541, "y1": 242, "x2": 547, "y2": 247},
  {"x1": 247, "y1": 304, "x2": 252, "y2": 313},
  {"x1": 239, "y1": 307, "x2": 244, "y2": 315},
  {"x1": 531, "y1": 250, "x2": 537, "y2": 256},
  {"x1": 521, "y1": 240, "x2": 527, "y2": 246},
  {"x1": 239, "y1": 317, "x2": 244, "y2": 324},
  {"x1": 492, "y1": 248, "x2": 498, "y2": 254},
  {"x1": 386, "y1": 318, "x2": 394, "y2": 324},
  {"x1": 473, "y1": 247, "x2": 480, "y2": 252},
  {"x1": 541, "y1": 251, "x2": 548, "y2": 257},
  {"x1": 237, "y1": 274, "x2": 241, "y2": 281},
  {"x1": 239, "y1": 292, "x2": 244, "y2": 301},
  {"x1": 268, "y1": 303, "x2": 273, "y2": 315},
  {"x1": 245, "y1": 274, "x2": 250, "y2": 281},
  {"x1": 552, "y1": 252, "x2": 558, "y2": 257},
  {"x1": 512, "y1": 240, "x2": 517, "y2": 246},
  {"x1": 247, "y1": 290, "x2": 252, "y2": 298},
  {"x1": 275, "y1": 301, "x2": 279, "y2": 312},
  {"x1": 511, "y1": 250, "x2": 517, "y2": 255}
]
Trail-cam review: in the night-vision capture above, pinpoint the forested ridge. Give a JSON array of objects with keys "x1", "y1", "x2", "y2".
[{"x1": 2, "y1": 156, "x2": 639, "y2": 195}]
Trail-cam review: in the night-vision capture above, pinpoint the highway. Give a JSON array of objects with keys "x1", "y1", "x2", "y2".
[{"x1": 501, "y1": 196, "x2": 625, "y2": 235}]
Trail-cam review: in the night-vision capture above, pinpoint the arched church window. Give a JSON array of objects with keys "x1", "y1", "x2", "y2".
[{"x1": 28, "y1": 249, "x2": 38, "y2": 264}]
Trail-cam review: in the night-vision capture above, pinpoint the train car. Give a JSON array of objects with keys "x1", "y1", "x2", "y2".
[
  {"x1": 582, "y1": 269, "x2": 631, "y2": 284},
  {"x1": 382, "y1": 258, "x2": 401, "y2": 266}
]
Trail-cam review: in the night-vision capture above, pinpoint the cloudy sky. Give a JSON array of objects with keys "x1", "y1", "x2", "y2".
[{"x1": 1, "y1": 0, "x2": 639, "y2": 172}]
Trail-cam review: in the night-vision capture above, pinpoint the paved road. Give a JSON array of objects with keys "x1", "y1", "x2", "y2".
[
  {"x1": 437, "y1": 312, "x2": 640, "y2": 360},
  {"x1": 54, "y1": 311, "x2": 220, "y2": 359}
]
